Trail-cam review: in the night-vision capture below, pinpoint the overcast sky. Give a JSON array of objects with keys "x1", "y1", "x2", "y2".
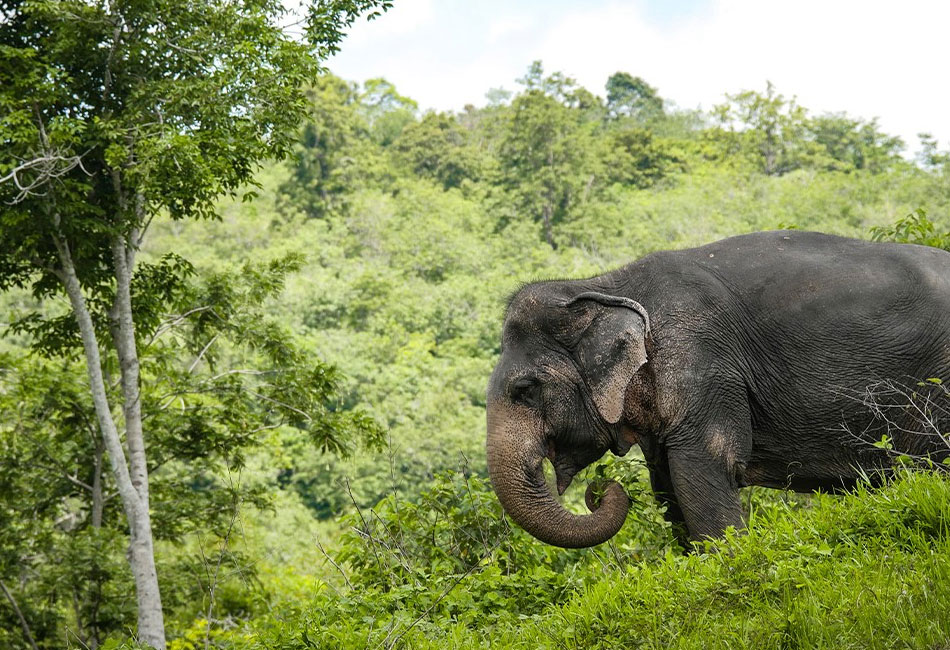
[{"x1": 327, "y1": 0, "x2": 949, "y2": 155}]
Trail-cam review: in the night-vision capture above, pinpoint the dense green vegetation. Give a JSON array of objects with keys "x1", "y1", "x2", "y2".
[
  {"x1": 250, "y1": 471, "x2": 950, "y2": 649},
  {"x1": 2, "y1": 14, "x2": 950, "y2": 645}
]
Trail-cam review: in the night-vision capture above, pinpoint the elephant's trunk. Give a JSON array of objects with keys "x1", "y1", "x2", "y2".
[{"x1": 486, "y1": 401, "x2": 630, "y2": 548}]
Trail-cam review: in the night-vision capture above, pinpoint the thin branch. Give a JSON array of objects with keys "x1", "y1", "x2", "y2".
[
  {"x1": 386, "y1": 435, "x2": 405, "y2": 551},
  {"x1": 56, "y1": 468, "x2": 95, "y2": 492},
  {"x1": 247, "y1": 423, "x2": 283, "y2": 435},
  {"x1": 100, "y1": 15, "x2": 124, "y2": 110},
  {"x1": 204, "y1": 467, "x2": 241, "y2": 650},
  {"x1": 187, "y1": 334, "x2": 219, "y2": 373},
  {"x1": 343, "y1": 478, "x2": 385, "y2": 579},
  {"x1": 841, "y1": 378, "x2": 950, "y2": 469},
  {"x1": 361, "y1": 509, "x2": 413, "y2": 576},
  {"x1": 69, "y1": 589, "x2": 88, "y2": 649},
  {"x1": 146, "y1": 305, "x2": 216, "y2": 345},
  {"x1": 315, "y1": 538, "x2": 353, "y2": 591},
  {"x1": 205, "y1": 368, "x2": 274, "y2": 382},
  {"x1": 1, "y1": 152, "x2": 93, "y2": 204},
  {"x1": 246, "y1": 390, "x2": 312, "y2": 422},
  {"x1": 0, "y1": 579, "x2": 40, "y2": 650}
]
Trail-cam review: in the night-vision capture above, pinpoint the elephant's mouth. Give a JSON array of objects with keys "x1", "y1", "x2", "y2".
[
  {"x1": 547, "y1": 438, "x2": 590, "y2": 495},
  {"x1": 547, "y1": 426, "x2": 637, "y2": 495},
  {"x1": 611, "y1": 426, "x2": 638, "y2": 456}
]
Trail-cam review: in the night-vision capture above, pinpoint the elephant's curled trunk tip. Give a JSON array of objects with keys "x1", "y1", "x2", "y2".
[{"x1": 584, "y1": 480, "x2": 629, "y2": 514}]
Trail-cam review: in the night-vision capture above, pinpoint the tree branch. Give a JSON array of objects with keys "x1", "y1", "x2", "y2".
[
  {"x1": 187, "y1": 334, "x2": 219, "y2": 374},
  {"x1": 0, "y1": 578, "x2": 41, "y2": 650},
  {"x1": 0, "y1": 152, "x2": 92, "y2": 204},
  {"x1": 146, "y1": 306, "x2": 216, "y2": 346}
]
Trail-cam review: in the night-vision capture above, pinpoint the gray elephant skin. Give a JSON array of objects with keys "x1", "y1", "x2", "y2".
[{"x1": 485, "y1": 230, "x2": 950, "y2": 548}]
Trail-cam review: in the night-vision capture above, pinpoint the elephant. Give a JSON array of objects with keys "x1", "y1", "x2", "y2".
[{"x1": 485, "y1": 230, "x2": 950, "y2": 548}]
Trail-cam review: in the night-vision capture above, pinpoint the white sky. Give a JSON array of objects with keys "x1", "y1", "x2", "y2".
[{"x1": 328, "y1": 0, "x2": 950, "y2": 155}]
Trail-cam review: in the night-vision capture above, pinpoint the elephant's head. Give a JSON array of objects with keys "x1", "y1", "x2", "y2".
[{"x1": 486, "y1": 282, "x2": 652, "y2": 548}]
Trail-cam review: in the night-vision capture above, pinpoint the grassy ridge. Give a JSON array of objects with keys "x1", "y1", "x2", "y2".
[
  {"x1": 397, "y1": 473, "x2": 950, "y2": 649},
  {"x1": 178, "y1": 468, "x2": 950, "y2": 648}
]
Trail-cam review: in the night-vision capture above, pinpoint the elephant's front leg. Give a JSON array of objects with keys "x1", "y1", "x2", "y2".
[
  {"x1": 645, "y1": 458, "x2": 689, "y2": 546},
  {"x1": 667, "y1": 437, "x2": 746, "y2": 543}
]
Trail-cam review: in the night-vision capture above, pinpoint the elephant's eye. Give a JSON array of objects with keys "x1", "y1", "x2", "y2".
[{"x1": 510, "y1": 377, "x2": 542, "y2": 407}]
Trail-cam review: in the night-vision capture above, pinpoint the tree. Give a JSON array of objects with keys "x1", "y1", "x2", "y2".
[
  {"x1": 279, "y1": 74, "x2": 370, "y2": 219},
  {"x1": 602, "y1": 128, "x2": 684, "y2": 189},
  {"x1": 0, "y1": 1, "x2": 390, "y2": 647},
  {"x1": 916, "y1": 133, "x2": 950, "y2": 173},
  {"x1": 393, "y1": 112, "x2": 484, "y2": 190},
  {"x1": 1, "y1": 256, "x2": 384, "y2": 648},
  {"x1": 605, "y1": 72, "x2": 664, "y2": 122},
  {"x1": 0, "y1": 354, "x2": 135, "y2": 649},
  {"x1": 809, "y1": 114, "x2": 903, "y2": 173},
  {"x1": 358, "y1": 78, "x2": 418, "y2": 146},
  {"x1": 279, "y1": 75, "x2": 417, "y2": 219},
  {"x1": 710, "y1": 81, "x2": 817, "y2": 176},
  {"x1": 498, "y1": 62, "x2": 600, "y2": 248}
]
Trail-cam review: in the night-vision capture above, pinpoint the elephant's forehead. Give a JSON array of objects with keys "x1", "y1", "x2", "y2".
[
  {"x1": 504, "y1": 289, "x2": 562, "y2": 333},
  {"x1": 505, "y1": 284, "x2": 557, "y2": 320},
  {"x1": 501, "y1": 316, "x2": 532, "y2": 345},
  {"x1": 499, "y1": 325, "x2": 574, "y2": 374},
  {"x1": 498, "y1": 317, "x2": 543, "y2": 364},
  {"x1": 503, "y1": 299, "x2": 589, "y2": 350},
  {"x1": 500, "y1": 315, "x2": 553, "y2": 357}
]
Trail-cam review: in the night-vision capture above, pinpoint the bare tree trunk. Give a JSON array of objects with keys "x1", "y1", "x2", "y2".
[
  {"x1": 542, "y1": 202, "x2": 556, "y2": 249},
  {"x1": 763, "y1": 128, "x2": 778, "y2": 176},
  {"x1": 109, "y1": 232, "x2": 166, "y2": 649},
  {"x1": 89, "y1": 435, "x2": 104, "y2": 650},
  {"x1": 0, "y1": 579, "x2": 39, "y2": 650},
  {"x1": 543, "y1": 148, "x2": 558, "y2": 250},
  {"x1": 51, "y1": 223, "x2": 166, "y2": 649},
  {"x1": 581, "y1": 173, "x2": 596, "y2": 204},
  {"x1": 91, "y1": 436, "x2": 104, "y2": 530}
]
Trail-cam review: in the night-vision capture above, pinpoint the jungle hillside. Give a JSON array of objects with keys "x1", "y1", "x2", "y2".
[{"x1": 2, "y1": 2, "x2": 950, "y2": 648}]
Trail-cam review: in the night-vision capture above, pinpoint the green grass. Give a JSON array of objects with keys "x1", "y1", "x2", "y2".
[{"x1": 384, "y1": 472, "x2": 950, "y2": 649}]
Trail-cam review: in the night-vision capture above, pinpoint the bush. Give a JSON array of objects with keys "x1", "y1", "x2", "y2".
[
  {"x1": 336, "y1": 470, "x2": 587, "y2": 626},
  {"x1": 869, "y1": 207, "x2": 950, "y2": 250}
]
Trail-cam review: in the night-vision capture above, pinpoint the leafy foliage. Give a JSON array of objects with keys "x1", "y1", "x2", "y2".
[
  {"x1": 869, "y1": 207, "x2": 950, "y2": 250},
  {"x1": 0, "y1": 1, "x2": 390, "y2": 646},
  {"x1": 706, "y1": 82, "x2": 904, "y2": 176},
  {"x1": 393, "y1": 112, "x2": 486, "y2": 190},
  {"x1": 0, "y1": 254, "x2": 384, "y2": 647},
  {"x1": 606, "y1": 72, "x2": 664, "y2": 122},
  {"x1": 337, "y1": 471, "x2": 583, "y2": 624},
  {"x1": 475, "y1": 472, "x2": 950, "y2": 650},
  {"x1": 278, "y1": 76, "x2": 371, "y2": 220},
  {"x1": 205, "y1": 472, "x2": 950, "y2": 649},
  {"x1": 2, "y1": 40, "x2": 950, "y2": 649}
]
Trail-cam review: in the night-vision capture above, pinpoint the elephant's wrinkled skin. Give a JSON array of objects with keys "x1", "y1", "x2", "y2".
[{"x1": 486, "y1": 231, "x2": 950, "y2": 547}]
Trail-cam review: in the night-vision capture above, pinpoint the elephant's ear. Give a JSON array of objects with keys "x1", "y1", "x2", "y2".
[{"x1": 569, "y1": 292, "x2": 650, "y2": 424}]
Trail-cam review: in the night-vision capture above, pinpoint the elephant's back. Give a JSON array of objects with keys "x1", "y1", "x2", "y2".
[
  {"x1": 645, "y1": 230, "x2": 950, "y2": 322},
  {"x1": 626, "y1": 229, "x2": 950, "y2": 399}
]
